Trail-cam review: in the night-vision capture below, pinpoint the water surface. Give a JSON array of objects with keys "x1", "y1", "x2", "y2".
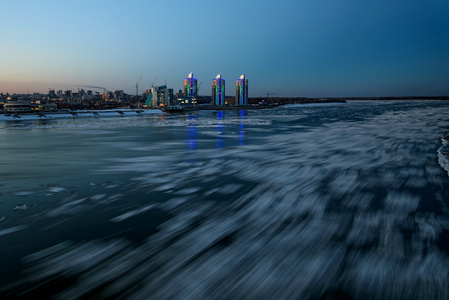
[{"x1": 1, "y1": 101, "x2": 449, "y2": 299}]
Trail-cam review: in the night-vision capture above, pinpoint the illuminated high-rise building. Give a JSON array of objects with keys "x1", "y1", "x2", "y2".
[
  {"x1": 183, "y1": 72, "x2": 198, "y2": 97},
  {"x1": 146, "y1": 85, "x2": 173, "y2": 107},
  {"x1": 235, "y1": 75, "x2": 248, "y2": 105},
  {"x1": 211, "y1": 74, "x2": 225, "y2": 106}
]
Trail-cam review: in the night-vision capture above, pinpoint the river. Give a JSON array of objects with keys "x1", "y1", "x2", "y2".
[{"x1": 1, "y1": 100, "x2": 449, "y2": 299}]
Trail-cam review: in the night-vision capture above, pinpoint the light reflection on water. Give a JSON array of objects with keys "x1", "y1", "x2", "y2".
[
  {"x1": 216, "y1": 111, "x2": 224, "y2": 149},
  {"x1": 240, "y1": 110, "x2": 245, "y2": 146},
  {"x1": 1, "y1": 101, "x2": 449, "y2": 299},
  {"x1": 187, "y1": 114, "x2": 197, "y2": 152}
]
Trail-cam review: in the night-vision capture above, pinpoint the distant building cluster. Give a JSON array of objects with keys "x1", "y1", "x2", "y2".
[
  {"x1": 47, "y1": 88, "x2": 127, "y2": 102},
  {"x1": 0, "y1": 72, "x2": 250, "y2": 111},
  {"x1": 1, "y1": 88, "x2": 129, "y2": 102},
  {"x1": 143, "y1": 72, "x2": 248, "y2": 108},
  {"x1": 0, "y1": 88, "x2": 137, "y2": 112}
]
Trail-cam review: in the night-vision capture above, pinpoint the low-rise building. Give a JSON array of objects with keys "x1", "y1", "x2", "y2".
[
  {"x1": 175, "y1": 96, "x2": 197, "y2": 106},
  {"x1": 4, "y1": 100, "x2": 57, "y2": 113},
  {"x1": 4, "y1": 100, "x2": 32, "y2": 113},
  {"x1": 31, "y1": 100, "x2": 58, "y2": 112}
]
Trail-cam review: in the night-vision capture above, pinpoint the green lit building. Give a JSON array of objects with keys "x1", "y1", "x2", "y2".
[
  {"x1": 183, "y1": 72, "x2": 198, "y2": 97},
  {"x1": 235, "y1": 74, "x2": 248, "y2": 105},
  {"x1": 212, "y1": 74, "x2": 225, "y2": 106}
]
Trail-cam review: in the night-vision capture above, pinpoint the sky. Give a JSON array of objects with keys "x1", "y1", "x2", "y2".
[{"x1": 0, "y1": 0, "x2": 448, "y2": 97}]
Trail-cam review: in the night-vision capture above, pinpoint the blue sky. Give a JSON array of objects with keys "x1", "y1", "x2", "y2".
[{"x1": 1, "y1": 0, "x2": 448, "y2": 97}]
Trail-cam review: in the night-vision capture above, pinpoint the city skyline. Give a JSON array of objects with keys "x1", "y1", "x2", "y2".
[{"x1": 1, "y1": 0, "x2": 448, "y2": 97}]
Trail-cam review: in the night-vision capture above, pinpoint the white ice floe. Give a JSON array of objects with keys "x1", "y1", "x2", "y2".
[
  {"x1": 90, "y1": 194, "x2": 107, "y2": 201},
  {"x1": 14, "y1": 191, "x2": 34, "y2": 196},
  {"x1": 437, "y1": 136, "x2": 449, "y2": 177},
  {"x1": 0, "y1": 225, "x2": 27, "y2": 236},
  {"x1": 110, "y1": 204, "x2": 155, "y2": 223},
  {"x1": 13, "y1": 204, "x2": 29, "y2": 210},
  {"x1": 46, "y1": 198, "x2": 88, "y2": 217},
  {"x1": 49, "y1": 187, "x2": 66, "y2": 193},
  {"x1": 174, "y1": 187, "x2": 201, "y2": 195}
]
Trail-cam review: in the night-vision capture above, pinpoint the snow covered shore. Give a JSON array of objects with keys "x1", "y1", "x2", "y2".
[{"x1": 0, "y1": 109, "x2": 163, "y2": 121}]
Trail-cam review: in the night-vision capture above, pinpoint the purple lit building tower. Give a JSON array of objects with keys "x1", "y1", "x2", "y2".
[
  {"x1": 183, "y1": 72, "x2": 198, "y2": 97},
  {"x1": 212, "y1": 74, "x2": 225, "y2": 106},
  {"x1": 235, "y1": 75, "x2": 248, "y2": 106}
]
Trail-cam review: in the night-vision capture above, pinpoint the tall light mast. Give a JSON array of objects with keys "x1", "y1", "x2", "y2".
[{"x1": 136, "y1": 76, "x2": 142, "y2": 97}]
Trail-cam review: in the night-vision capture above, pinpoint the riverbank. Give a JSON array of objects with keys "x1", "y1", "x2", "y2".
[
  {"x1": 199, "y1": 105, "x2": 275, "y2": 110},
  {"x1": 0, "y1": 109, "x2": 162, "y2": 121}
]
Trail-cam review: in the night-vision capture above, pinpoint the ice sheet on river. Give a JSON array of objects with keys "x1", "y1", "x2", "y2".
[{"x1": 1, "y1": 101, "x2": 449, "y2": 299}]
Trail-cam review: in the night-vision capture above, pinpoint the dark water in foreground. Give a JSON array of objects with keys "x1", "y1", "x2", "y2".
[{"x1": 1, "y1": 101, "x2": 449, "y2": 299}]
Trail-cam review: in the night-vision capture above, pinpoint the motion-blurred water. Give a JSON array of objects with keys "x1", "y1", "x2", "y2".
[{"x1": 1, "y1": 101, "x2": 449, "y2": 299}]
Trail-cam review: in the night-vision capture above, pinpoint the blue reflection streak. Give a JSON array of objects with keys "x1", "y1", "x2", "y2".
[
  {"x1": 187, "y1": 114, "x2": 197, "y2": 151},
  {"x1": 240, "y1": 110, "x2": 245, "y2": 146},
  {"x1": 217, "y1": 111, "x2": 224, "y2": 149}
]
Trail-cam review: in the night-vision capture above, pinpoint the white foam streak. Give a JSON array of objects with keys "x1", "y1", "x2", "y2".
[
  {"x1": 110, "y1": 204, "x2": 155, "y2": 223},
  {"x1": 0, "y1": 225, "x2": 27, "y2": 236}
]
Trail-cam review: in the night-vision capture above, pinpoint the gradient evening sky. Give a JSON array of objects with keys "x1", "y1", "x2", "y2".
[{"x1": 0, "y1": 0, "x2": 448, "y2": 97}]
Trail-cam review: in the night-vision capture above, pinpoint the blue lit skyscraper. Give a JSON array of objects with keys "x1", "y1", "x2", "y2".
[
  {"x1": 212, "y1": 74, "x2": 225, "y2": 106},
  {"x1": 183, "y1": 72, "x2": 198, "y2": 97},
  {"x1": 235, "y1": 75, "x2": 248, "y2": 106}
]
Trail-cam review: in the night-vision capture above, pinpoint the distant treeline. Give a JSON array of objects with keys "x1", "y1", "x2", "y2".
[
  {"x1": 248, "y1": 97, "x2": 346, "y2": 105},
  {"x1": 339, "y1": 96, "x2": 449, "y2": 101},
  {"x1": 198, "y1": 95, "x2": 449, "y2": 106},
  {"x1": 248, "y1": 96, "x2": 449, "y2": 105}
]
